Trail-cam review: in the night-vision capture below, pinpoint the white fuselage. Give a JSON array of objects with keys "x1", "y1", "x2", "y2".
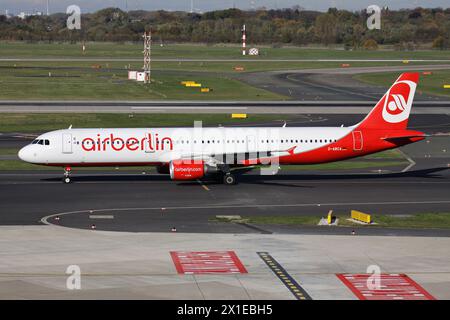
[{"x1": 19, "y1": 126, "x2": 354, "y2": 166}]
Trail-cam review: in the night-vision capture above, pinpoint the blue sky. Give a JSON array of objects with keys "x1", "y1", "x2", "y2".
[{"x1": 2, "y1": 0, "x2": 448, "y2": 15}]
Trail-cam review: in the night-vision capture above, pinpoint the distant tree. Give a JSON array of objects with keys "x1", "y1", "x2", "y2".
[
  {"x1": 362, "y1": 39, "x2": 378, "y2": 50},
  {"x1": 432, "y1": 35, "x2": 447, "y2": 49},
  {"x1": 314, "y1": 13, "x2": 338, "y2": 45},
  {"x1": 0, "y1": 7, "x2": 448, "y2": 47}
]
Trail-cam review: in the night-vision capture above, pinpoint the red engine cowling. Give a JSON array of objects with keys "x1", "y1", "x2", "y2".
[{"x1": 169, "y1": 160, "x2": 206, "y2": 181}]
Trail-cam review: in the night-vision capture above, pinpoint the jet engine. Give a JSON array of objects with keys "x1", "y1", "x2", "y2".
[{"x1": 169, "y1": 160, "x2": 217, "y2": 181}]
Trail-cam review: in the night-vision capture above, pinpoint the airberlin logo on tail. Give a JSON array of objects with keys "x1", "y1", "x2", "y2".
[{"x1": 382, "y1": 80, "x2": 416, "y2": 123}]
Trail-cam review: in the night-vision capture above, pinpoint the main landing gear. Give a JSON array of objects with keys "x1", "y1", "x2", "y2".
[
  {"x1": 223, "y1": 173, "x2": 236, "y2": 185},
  {"x1": 217, "y1": 164, "x2": 236, "y2": 185},
  {"x1": 63, "y1": 166, "x2": 72, "y2": 184}
]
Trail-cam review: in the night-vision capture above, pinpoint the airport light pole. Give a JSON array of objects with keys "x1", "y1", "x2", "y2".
[
  {"x1": 242, "y1": 24, "x2": 246, "y2": 56},
  {"x1": 143, "y1": 31, "x2": 151, "y2": 84}
]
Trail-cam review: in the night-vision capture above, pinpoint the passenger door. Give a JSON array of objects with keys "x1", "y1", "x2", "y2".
[
  {"x1": 62, "y1": 133, "x2": 73, "y2": 154},
  {"x1": 352, "y1": 131, "x2": 363, "y2": 151}
]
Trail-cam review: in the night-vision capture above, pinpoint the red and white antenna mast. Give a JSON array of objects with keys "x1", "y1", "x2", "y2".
[
  {"x1": 143, "y1": 31, "x2": 151, "y2": 84},
  {"x1": 242, "y1": 24, "x2": 246, "y2": 56}
]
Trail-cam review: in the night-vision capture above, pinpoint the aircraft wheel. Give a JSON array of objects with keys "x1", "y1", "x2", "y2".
[
  {"x1": 63, "y1": 177, "x2": 71, "y2": 184},
  {"x1": 223, "y1": 173, "x2": 236, "y2": 185}
]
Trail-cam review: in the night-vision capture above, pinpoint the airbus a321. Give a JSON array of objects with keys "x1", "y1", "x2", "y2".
[{"x1": 18, "y1": 73, "x2": 425, "y2": 185}]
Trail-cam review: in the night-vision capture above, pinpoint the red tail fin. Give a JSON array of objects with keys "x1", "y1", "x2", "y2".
[{"x1": 357, "y1": 73, "x2": 419, "y2": 130}]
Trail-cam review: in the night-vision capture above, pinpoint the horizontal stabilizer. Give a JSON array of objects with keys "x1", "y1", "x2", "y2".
[{"x1": 382, "y1": 134, "x2": 426, "y2": 142}]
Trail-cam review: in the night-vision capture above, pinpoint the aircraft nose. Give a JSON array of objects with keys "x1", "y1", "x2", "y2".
[{"x1": 18, "y1": 146, "x2": 33, "y2": 162}]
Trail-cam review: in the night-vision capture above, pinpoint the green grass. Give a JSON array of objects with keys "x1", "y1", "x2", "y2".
[
  {"x1": 245, "y1": 213, "x2": 450, "y2": 229},
  {"x1": 0, "y1": 42, "x2": 448, "y2": 100},
  {"x1": 0, "y1": 160, "x2": 57, "y2": 170},
  {"x1": 0, "y1": 148, "x2": 19, "y2": 155},
  {"x1": 355, "y1": 70, "x2": 450, "y2": 97},
  {"x1": 0, "y1": 66, "x2": 283, "y2": 100},
  {"x1": 364, "y1": 149, "x2": 404, "y2": 160},
  {"x1": 0, "y1": 113, "x2": 288, "y2": 132},
  {"x1": 242, "y1": 216, "x2": 320, "y2": 225},
  {"x1": 1, "y1": 59, "x2": 442, "y2": 101},
  {"x1": 1, "y1": 42, "x2": 449, "y2": 60}
]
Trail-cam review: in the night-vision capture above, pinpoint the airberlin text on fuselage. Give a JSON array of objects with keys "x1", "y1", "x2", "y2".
[{"x1": 81, "y1": 133, "x2": 173, "y2": 152}]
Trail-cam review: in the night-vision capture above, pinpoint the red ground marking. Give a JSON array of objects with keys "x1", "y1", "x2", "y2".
[
  {"x1": 337, "y1": 273, "x2": 435, "y2": 300},
  {"x1": 170, "y1": 251, "x2": 248, "y2": 274}
]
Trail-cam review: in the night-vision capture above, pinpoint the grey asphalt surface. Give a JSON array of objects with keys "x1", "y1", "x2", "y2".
[
  {"x1": 1, "y1": 114, "x2": 449, "y2": 235},
  {"x1": 237, "y1": 65, "x2": 450, "y2": 102},
  {"x1": 0, "y1": 167, "x2": 449, "y2": 236}
]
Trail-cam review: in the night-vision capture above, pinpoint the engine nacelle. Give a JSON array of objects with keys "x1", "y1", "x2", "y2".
[{"x1": 169, "y1": 160, "x2": 207, "y2": 180}]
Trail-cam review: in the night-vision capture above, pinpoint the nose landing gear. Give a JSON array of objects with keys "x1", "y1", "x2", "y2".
[{"x1": 63, "y1": 166, "x2": 72, "y2": 184}]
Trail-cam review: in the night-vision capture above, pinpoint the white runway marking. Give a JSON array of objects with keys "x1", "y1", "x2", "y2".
[
  {"x1": 89, "y1": 215, "x2": 114, "y2": 219},
  {"x1": 41, "y1": 200, "x2": 450, "y2": 227}
]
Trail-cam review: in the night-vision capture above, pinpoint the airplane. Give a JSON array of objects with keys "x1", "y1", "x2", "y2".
[{"x1": 18, "y1": 72, "x2": 425, "y2": 185}]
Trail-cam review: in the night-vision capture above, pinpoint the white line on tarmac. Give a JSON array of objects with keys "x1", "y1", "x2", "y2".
[
  {"x1": 398, "y1": 149, "x2": 417, "y2": 172},
  {"x1": 131, "y1": 107, "x2": 248, "y2": 110},
  {"x1": 41, "y1": 200, "x2": 450, "y2": 226},
  {"x1": 89, "y1": 215, "x2": 114, "y2": 219}
]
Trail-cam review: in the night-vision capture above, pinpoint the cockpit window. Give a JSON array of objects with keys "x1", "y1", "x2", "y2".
[{"x1": 31, "y1": 139, "x2": 50, "y2": 145}]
